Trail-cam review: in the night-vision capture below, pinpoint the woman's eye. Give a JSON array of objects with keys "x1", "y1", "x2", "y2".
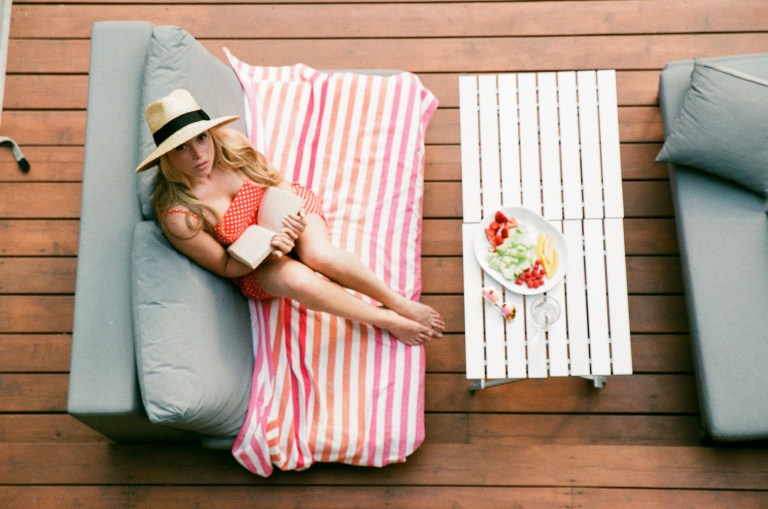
[{"x1": 197, "y1": 133, "x2": 207, "y2": 142}]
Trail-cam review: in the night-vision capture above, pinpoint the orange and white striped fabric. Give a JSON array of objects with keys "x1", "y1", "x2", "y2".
[{"x1": 225, "y1": 52, "x2": 438, "y2": 477}]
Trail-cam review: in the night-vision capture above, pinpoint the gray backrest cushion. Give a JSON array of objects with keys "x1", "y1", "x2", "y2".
[
  {"x1": 656, "y1": 61, "x2": 768, "y2": 196},
  {"x1": 132, "y1": 221, "x2": 253, "y2": 436},
  {"x1": 132, "y1": 25, "x2": 253, "y2": 437},
  {"x1": 137, "y1": 25, "x2": 247, "y2": 219}
]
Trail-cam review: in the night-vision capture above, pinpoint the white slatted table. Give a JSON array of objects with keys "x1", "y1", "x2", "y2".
[{"x1": 460, "y1": 70, "x2": 632, "y2": 390}]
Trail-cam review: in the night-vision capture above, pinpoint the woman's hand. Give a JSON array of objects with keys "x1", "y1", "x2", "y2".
[
  {"x1": 282, "y1": 211, "x2": 306, "y2": 240},
  {"x1": 269, "y1": 229, "x2": 296, "y2": 257},
  {"x1": 268, "y1": 211, "x2": 306, "y2": 257}
]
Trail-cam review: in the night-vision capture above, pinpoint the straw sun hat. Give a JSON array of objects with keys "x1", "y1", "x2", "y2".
[{"x1": 134, "y1": 88, "x2": 239, "y2": 173}]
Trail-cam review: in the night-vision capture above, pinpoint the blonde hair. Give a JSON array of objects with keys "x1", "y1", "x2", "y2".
[{"x1": 152, "y1": 127, "x2": 282, "y2": 237}]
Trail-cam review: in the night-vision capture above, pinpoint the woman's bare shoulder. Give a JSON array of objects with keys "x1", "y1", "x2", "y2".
[{"x1": 160, "y1": 207, "x2": 201, "y2": 240}]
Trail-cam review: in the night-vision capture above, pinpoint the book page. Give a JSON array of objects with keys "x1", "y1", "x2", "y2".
[
  {"x1": 227, "y1": 224, "x2": 274, "y2": 270},
  {"x1": 257, "y1": 186, "x2": 305, "y2": 231}
]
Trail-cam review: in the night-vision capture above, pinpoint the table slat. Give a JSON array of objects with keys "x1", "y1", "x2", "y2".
[
  {"x1": 504, "y1": 290, "x2": 527, "y2": 378},
  {"x1": 547, "y1": 221, "x2": 569, "y2": 376},
  {"x1": 479, "y1": 75, "x2": 503, "y2": 217},
  {"x1": 518, "y1": 74, "x2": 542, "y2": 212},
  {"x1": 462, "y1": 223, "x2": 485, "y2": 379},
  {"x1": 498, "y1": 74, "x2": 521, "y2": 207},
  {"x1": 563, "y1": 220, "x2": 591, "y2": 376},
  {"x1": 605, "y1": 218, "x2": 633, "y2": 374},
  {"x1": 577, "y1": 71, "x2": 604, "y2": 220},
  {"x1": 558, "y1": 72, "x2": 583, "y2": 220},
  {"x1": 597, "y1": 70, "x2": 624, "y2": 219},
  {"x1": 538, "y1": 73, "x2": 562, "y2": 221},
  {"x1": 459, "y1": 76, "x2": 481, "y2": 223}
]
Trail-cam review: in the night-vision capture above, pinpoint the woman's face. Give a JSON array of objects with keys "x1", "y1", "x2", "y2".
[{"x1": 166, "y1": 131, "x2": 215, "y2": 180}]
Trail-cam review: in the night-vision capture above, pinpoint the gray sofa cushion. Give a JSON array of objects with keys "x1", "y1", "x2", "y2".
[
  {"x1": 659, "y1": 52, "x2": 768, "y2": 441},
  {"x1": 138, "y1": 25, "x2": 247, "y2": 219},
  {"x1": 657, "y1": 61, "x2": 768, "y2": 196},
  {"x1": 132, "y1": 221, "x2": 253, "y2": 437}
]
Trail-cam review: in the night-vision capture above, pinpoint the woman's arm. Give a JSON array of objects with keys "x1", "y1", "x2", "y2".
[{"x1": 162, "y1": 211, "x2": 255, "y2": 278}]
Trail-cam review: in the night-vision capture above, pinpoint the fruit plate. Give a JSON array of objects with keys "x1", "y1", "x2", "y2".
[{"x1": 474, "y1": 206, "x2": 569, "y2": 295}]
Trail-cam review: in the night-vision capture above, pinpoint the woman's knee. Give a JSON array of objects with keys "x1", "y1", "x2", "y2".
[
  {"x1": 298, "y1": 246, "x2": 339, "y2": 275},
  {"x1": 260, "y1": 258, "x2": 319, "y2": 297}
]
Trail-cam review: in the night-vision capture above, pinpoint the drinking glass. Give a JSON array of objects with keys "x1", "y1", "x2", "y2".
[{"x1": 529, "y1": 295, "x2": 561, "y2": 331}]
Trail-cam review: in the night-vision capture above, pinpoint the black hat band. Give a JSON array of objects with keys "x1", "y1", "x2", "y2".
[{"x1": 152, "y1": 109, "x2": 211, "y2": 146}]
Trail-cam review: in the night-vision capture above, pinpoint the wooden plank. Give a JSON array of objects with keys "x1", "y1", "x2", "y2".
[
  {"x1": 627, "y1": 295, "x2": 688, "y2": 334},
  {"x1": 458, "y1": 75, "x2": 481, "y2": 223},
  {"x1": 621, "y1": 143, "x2": 669, "y2": 180},
  {"x1": 0, "y1": 183, "x2": 81, "y2": 218},
  {"x1": 0, "y1": 414, "x2": 107, "y2": 443},
  {"x1": 462, "y1": 414, "x2": 704, "y2": 446},
  {"x1": 2, "y1": 71, "x2": 667, "y2": 111},
  {"x1": 4, "y1": 442, "x2": 768, "y2": 489},
  {"x1": 0, "y1": 374, "x2": 68, "y2": 412},
  {"x1": 426, "y1": 374, "x2": 698, "y2": 414},
  {"x1": 622, "y1": 218, "x2": 679, "y2": 256},
  {"x1": 0, "y1": 179, "x2": 674, "y2": 223},
  {"x1": 423, "y1": 218, "x2": 682, "y2": 258},
  {"x1": 10, "y1": 34, "x2": 768, "y2": 74},
  {"x1": 0, "y1": 334, "x2": 72, "y2": 372},
  {"x1": 0, "y1": 220, "x2": 80, "y2": 256},
  {"x1": 0, "y1": 296, "x2": 74, "y2": 332},
  {"x1": 9, "y1": 484, "x2": 758, "y2": 509},
  {"x1": 425, "y1": 180, "x2": 672, "y2": 219},
  {"x1": 13, "y1": 1, "x2": 768, "y2": 39},
  {"x1": 575, "y1": 488, "x2": 768, "y2": 509},
  {"x1": 425, "y1": 334, "x2": 694, "y2": 374},
  {"x1": 0, "y1": 146, "x2": 84, "y2": 182},
  {"x1": 0, "y1": 107, "x2": 665, "y2": 149},
  {"x1": 0, "y1": 258, "x2": 76, "y2": 294},
  {"x1": 0, "y1": 340, "x2": 690, "y2": 409},
  {"x1": 0, "y1": 485, "x2": 572, "y2": 509},
  {"x1": 413, "y1": 143, "x2": 667, "y2": 183}
]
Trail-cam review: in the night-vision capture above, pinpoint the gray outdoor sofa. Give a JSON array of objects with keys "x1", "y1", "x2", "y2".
[
  {"x1": 68, "y1": 22, "x2": 254, "y2": 445},
  {"x1": 658, "y1": 54, "x2": 768, "y2": 441}
]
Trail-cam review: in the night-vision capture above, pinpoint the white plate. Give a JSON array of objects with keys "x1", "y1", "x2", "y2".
[{"x1": 474, "y1": 206, "x2": 568, "y2": 295}]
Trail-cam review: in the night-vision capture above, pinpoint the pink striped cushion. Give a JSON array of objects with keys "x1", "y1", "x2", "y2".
[{"x1": 225, "y1": 52, "x2": 438, "y2": 476}]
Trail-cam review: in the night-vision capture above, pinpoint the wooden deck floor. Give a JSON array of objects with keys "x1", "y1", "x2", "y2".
[{"x1": 2, "y1": 0, "x2": 768, "y2": 507}]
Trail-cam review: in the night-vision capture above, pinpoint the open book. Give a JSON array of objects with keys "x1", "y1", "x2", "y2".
[{"x1": 227, "y1": 186, "x2": 305, "y2": 269}]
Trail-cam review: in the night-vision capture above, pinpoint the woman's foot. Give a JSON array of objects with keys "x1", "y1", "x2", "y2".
[
  {"x1": 380, "y1": 309, "x2": 437, "y2": 345},
  {"x1": 392, "y1": 298, "x2": 445, "y2": 337}
]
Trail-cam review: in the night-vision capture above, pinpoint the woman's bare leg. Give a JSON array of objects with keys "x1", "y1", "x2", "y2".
[
  {"x1": 293, "y1": 215, "x2": 444, "y2": 334},
  {"x1": 257, "y1": 255, "x2": 436, "y2": 345}
]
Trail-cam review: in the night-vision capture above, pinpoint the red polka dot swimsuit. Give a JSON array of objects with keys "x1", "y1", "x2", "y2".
[{"x1": 214, "y1": 180, "x2": 324, "y2": 299}]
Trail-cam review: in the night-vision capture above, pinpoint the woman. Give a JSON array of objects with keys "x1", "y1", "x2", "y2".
[{"x1": 136, "y1": 89, "x2": 444, "y2": 345}]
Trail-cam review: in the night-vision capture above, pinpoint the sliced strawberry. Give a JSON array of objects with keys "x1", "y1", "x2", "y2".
[
  {"x1": 485, "y1": 228, "x2": 496, "y2": 242},
  {"x1": 489, "y1": 221, "x2": 500, "y2": 231},
  {"x1": 500, "y1": 227, "x2": 509, "y2": 239},
  {"x1": 491, "y1": 235, "x2": 504, "y2": 246},
  {"x1": 494, "y1": 210, "x2": 509, "y2": 224},
  {"x1": 506, "y1": 218, "x2": 519, "y2": 229}
]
